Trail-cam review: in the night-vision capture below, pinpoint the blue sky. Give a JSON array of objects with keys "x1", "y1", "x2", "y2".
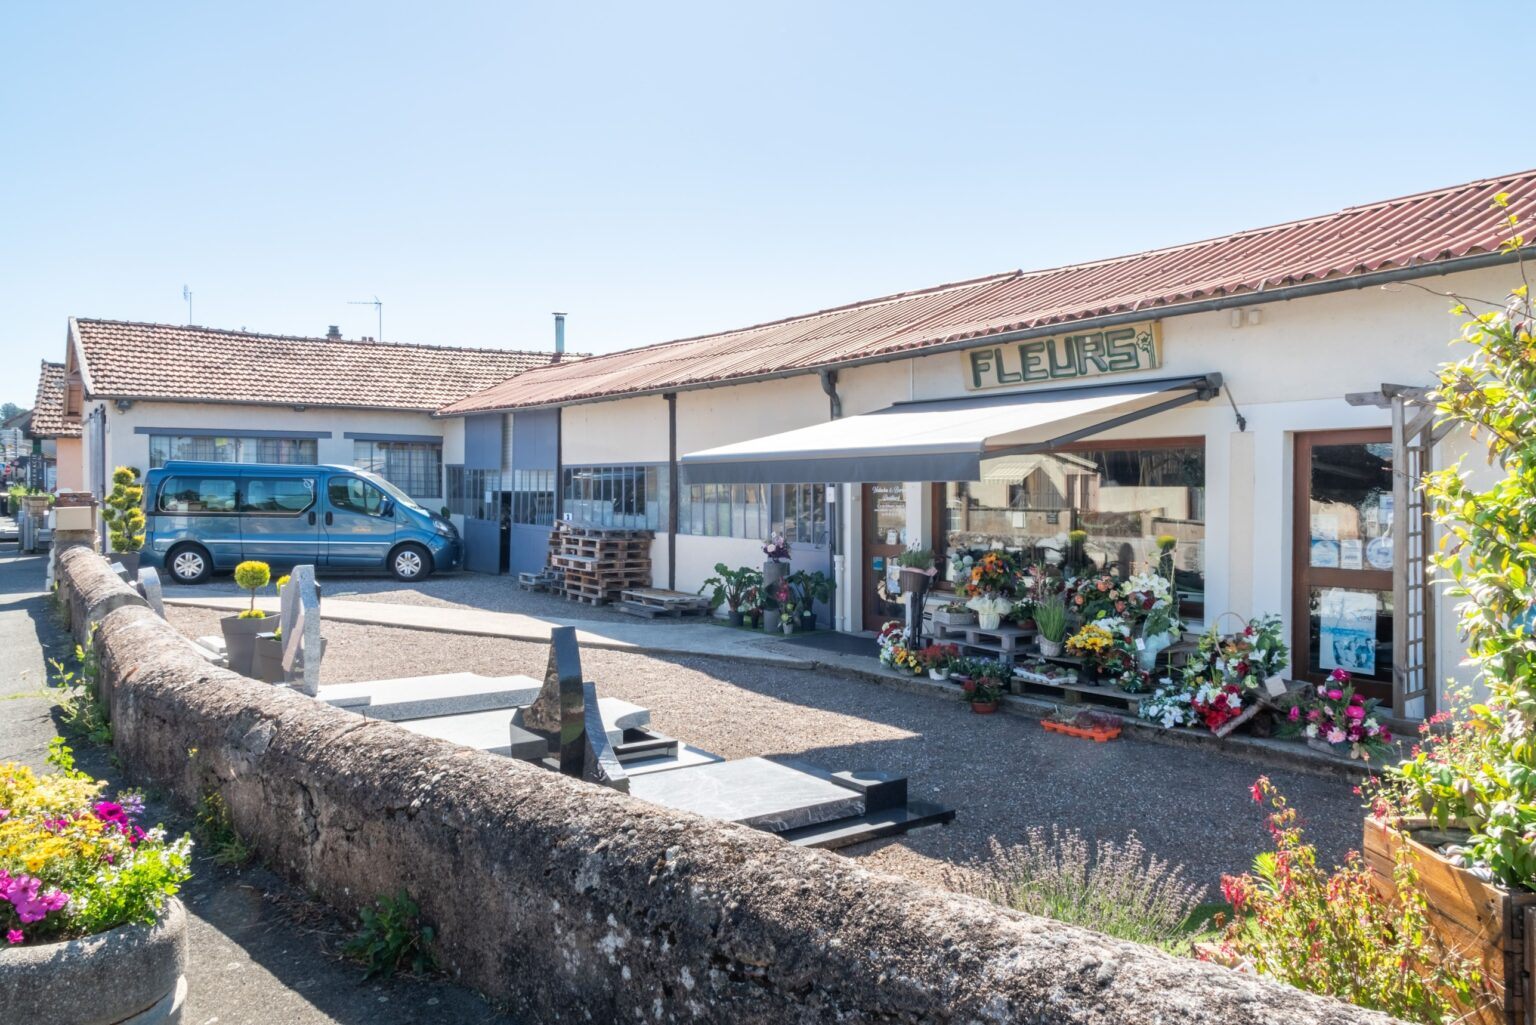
[{"x1": 1, "y1": 1, "x2": 1529, "y2": 407}]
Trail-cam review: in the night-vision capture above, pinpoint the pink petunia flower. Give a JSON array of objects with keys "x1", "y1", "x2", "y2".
[{"x1": 5, "y1": 929, "x2": 21, "y2": 945}]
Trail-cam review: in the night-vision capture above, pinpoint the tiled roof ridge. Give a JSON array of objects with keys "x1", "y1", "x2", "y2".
[{"x1": 72, "y1": 317, "x2": 582, "y2": 360}]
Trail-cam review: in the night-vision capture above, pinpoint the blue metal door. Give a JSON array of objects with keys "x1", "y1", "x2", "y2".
[
  {"x1": 238, "y1": 474, "x2": 322, "y2": 566},
  {"x1": 322, "y1": 474, "x2": 396, "y2": 568}
]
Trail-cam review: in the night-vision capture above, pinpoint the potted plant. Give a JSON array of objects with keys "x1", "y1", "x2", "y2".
[
  {"x1": 251, "y1": 626, "x2": 285, "y2": 683},
  {"x1": 741, "y1": 585, "x2": 763, "y2": 628},
  {"x1": 968, "y1": 667, "x2": 1005, "y2": 714},
  {"x1": 777, "y1": 581, "x2": 798, "y2": 635},
  {"x1": 1011, "y1": 598, "x2": 1036, "y2": 631},
  {"x1": 99, "y1": 466, "x2": 146, "y2": 577},
  {"x1": 699, "y1": 563, "x2": 762, "y2": 627},
  {"x1": 917, "y1": 643, "x2": 959, "y2": 681},
  {"x1": 876, "y1": 620, "x2": 922, "y2": 675},
  {"x1": 0, "y1": 747, "x2": 193, "y2": 1024},
  {"x1": 1155, "y1": 533, "x2": 1178, "y2": 579},
  {"x1": 895, "y1": 546, "x2": 935, "y2": 592},
  {"x1": 220, "y1": 560, "x2": 272, "y2": 676},
  {"x1": 789, "y1": 570, "x2": 833, "y2": 631},
  {"x1": 966, "y1": 592, "x2": 1012, "y2": 631},
  {"x1": 932, "y1": 600, "x2": 976, "y2": 629},
  {"x1": 761, "y1": 532, "x2": 791, "y2": 588},
  {"x1": 948, "y1": 655, "x2": 978, "y2": 693},
  {"x1": 1034, "y1": 594, "x2": 1068, "y2": 656}
]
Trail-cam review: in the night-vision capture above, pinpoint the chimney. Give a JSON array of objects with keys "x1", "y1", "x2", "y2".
[
  {"x1": 326, "y1": 325, "x2": 341, "y2": 340},
  {"x1": 553, "y1": 312, "x2": 566, "y2": 362}
]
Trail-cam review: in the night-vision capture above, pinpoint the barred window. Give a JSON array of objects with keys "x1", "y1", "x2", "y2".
[
  {"x1": 447, "y1": 467, "x2": 502, "y2": 520},
  {"x1": 560, "y1": 465, "x2": 666, "y2": 530},
  {"x1": 512, "y1": 469, "x2": 556, "y2": 526},
  {"x1": 677, "y1": 483, "x2": 827, "y2": 544},
  {"x1": 148, "y1": 434, "x2": 317, "y2": 468},
  {"x1": 353, "y1": 440, "x2": 442, "y2": 498}
]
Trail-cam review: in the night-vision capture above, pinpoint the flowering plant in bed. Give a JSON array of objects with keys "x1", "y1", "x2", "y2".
[
  {"x1": 916, "y1": 643, "x2": 959, "y2": 680},
  {"x1": 1282, "y1": 668, "x2": 1393, "y2": 761},
  {"x1": 0, "y1": 745, "x2": 192, "y2": 946}
]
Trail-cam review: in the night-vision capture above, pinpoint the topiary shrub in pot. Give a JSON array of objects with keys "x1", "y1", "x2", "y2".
[
  {"x1": 221, "y1": 560, "x2": 272, "y2": 676},
  {"x1": 101, "y1": 465, "x2": 146, "y2": 578},
  {"x1": 0, "y1": 744, "x2": 194, "y2": 1024}
]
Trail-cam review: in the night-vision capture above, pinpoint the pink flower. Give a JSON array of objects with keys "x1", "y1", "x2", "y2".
[
  {"x1": 1345, "y1": 704, "x2": 1366, "y2": 720},
  {"x1": 1327, "y1": 689, "x2": 1344, "y2": 701},
  {"x1": 1329, "y1": 668, "x2": 1349, "y2": 683},
  {"x1": 1326, "y1": 727, "x2": 1346, "y2": 744},
  {"x1": 0, "y1": 873, "x2": 69, "y2": 924},
  {"x1": 1287, "y1": 706, "x2": 1301, "y2": 722},
  {"x1": 5, "y1": 929, "x2": 20, "y2": 945}
]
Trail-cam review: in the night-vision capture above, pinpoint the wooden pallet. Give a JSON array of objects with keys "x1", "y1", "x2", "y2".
[
  {"x1": 616, "y1": 588, "x2": 712, "y2": 619},
  {"x1": 546, "y1": 522, "x2": 654, "y2": 605}
]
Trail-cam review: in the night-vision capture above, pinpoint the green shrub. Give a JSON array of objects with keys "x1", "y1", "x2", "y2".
[
  {"x1": 344, "y1": 891, "x2": 437, "y2": 978},
  {"x1": 946, "y1": 827, "x2": 1206, "y2": 950},
  {"x1": 233, "y1": 560, "x2": 270, "y2": 619},
  {"x1": 101, "y1": 466, "x2": 146, "y2": 554}
]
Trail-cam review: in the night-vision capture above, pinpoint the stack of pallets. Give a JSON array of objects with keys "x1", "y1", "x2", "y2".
[{"x1": 548, "y1": 523, "x2": 653, "y2": 604}]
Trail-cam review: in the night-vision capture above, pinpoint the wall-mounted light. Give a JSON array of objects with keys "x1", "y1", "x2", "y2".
[{"x1": 114, "y1": 398, "x2": 133, "y2": 412}]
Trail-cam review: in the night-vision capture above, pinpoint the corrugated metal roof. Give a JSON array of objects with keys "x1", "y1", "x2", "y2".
[
  {"x1": 72, "y1": 320, "x2": 572, "y2": 412},
  {"x1": 439, "y1": 168, "x2": 1536, "y2": 415}
]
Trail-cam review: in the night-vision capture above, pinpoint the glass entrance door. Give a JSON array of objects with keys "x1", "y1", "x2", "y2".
[
  {"x1": 862, "y1": 483, "x2": 910, "y2": 631},
  {"x1": 1291, "y1": 430, "x2": 1395, "y2": 699}
]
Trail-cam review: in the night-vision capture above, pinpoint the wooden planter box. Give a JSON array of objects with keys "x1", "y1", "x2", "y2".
[{"x1": 1363, "y1": 817, "x2": 1536, "y2": 1025}]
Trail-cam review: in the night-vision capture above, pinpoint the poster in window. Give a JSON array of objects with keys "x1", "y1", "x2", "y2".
[
  {"x1": 1339, "y1": 539, "x2": 1364, "y2": 570},
  {"x1": 1318, "y1": 588, "x2": 1377, "y2": 675},
  {"x1": 1310, "y1": 513, "x2": 1340, "y2": 568}
]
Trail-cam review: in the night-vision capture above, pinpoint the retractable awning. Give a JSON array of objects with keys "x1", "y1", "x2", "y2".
[{"x1": 679, "y1": 373, "x2": 1223, "y2": 484}]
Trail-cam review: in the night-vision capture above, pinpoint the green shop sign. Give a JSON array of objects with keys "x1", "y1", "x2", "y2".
[{"x1": 963, "y1": 321, "x2": 1162, "y2": 391}]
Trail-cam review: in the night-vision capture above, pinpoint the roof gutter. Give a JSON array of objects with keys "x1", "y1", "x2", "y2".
[{"x1": 434, "y1": 247, "x2": 1529, "y2": 417}]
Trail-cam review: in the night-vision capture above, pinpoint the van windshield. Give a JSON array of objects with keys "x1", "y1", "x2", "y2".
[{"x1": 356, "y1": 471, "x2": 427, "y2": 515}]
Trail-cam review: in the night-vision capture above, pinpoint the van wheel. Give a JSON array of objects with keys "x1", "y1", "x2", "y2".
[
  {"x1": 166, "y1": 544, "x2": 212, "y2": 585},
  {"x1": 389, "y1": 543, "x2": 431, "y2": 582}
]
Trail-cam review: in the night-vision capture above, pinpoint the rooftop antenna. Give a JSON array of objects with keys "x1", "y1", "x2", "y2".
[
  {"x1": 348, "y1": 296, "x2": 383, "y2": 342},
  {"x1": 181, "y1": 285, "x2": 193, "y2": 325}
]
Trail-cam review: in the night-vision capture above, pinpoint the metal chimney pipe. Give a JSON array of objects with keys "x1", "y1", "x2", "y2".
[{"x1": 553, "y1": 312, "x2": 566, "y2": 362}]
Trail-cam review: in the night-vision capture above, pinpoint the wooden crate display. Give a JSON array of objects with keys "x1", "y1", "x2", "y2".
[
  {"x1": 1363, "y1": 817, "x2": 1536, "y2": 1025},
  {"x1": 547, "y1": 523, "x2": 653, "y2": 605}
]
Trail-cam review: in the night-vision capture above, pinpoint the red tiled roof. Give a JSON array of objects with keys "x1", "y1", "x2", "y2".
[
  {"x1": 440, "y1": 167, "x2": 1536, "y2": 415},
  {"x1": 30, "y1": 360, "x2": 79, "y2": 438},
  {"x1": 71, "y1": 320, "x2": 570, "y2": 412}
]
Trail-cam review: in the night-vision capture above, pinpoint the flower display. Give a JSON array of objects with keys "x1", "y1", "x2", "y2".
[
  {"x1": 1065, "y1": 622, "x2": 1115, "y2": 658},
  {"x1": 964, "y1": 551, "x2": 1016, "y2": 597},
  {"x1": 876, "y1": 620, "x2": 922, "y2": 675},
  {"x1": 1137, "y1": 613, "x2": 1291, "y2": 735},
  {"x1": 761, "y1": 532, "x2": 790, "y2": 562},
  {"x1": 1065, "y1": 571, "x2": 1123, "y2": 621},
  {"x1": 1285, "y1": 668, "x2": 1393, "y2": 761},
  {"x1": 915, "y1": 643, "x2": 959, "y2": 673},
  {"x1": 1139, "y1": 680, "x2": 1197, "y2": 729},
  {"x1": 0, "y1": 752, "x2": 192, "y2": 946}
]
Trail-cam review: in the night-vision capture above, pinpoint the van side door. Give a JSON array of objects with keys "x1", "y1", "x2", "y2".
[
  {"x1": 322, "y1": 474, "x2": 396, "y2": 568},
  {"x1": 239, "y1": 474, "x2": 322, "y2": 567}
]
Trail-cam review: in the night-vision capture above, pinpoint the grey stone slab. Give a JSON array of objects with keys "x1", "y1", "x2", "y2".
[
  {"x1": 396, "y1": 709, "x2": 542, "y2": 758},
  {"x1": 138, "y1": 567, "x2": 165, "y2": 618},
  {"x1": 627, "y1": 757, "x2": 866, "y2": 832},
  {"x1": 316, "y1": 673, "x2": 542, "y2": 721},
  {"x1": 280, "y1": 565, "x2": 322, "y2": 696},
  {"x1": 622, "y1": 743, "x2": 724, "y2": 778}
]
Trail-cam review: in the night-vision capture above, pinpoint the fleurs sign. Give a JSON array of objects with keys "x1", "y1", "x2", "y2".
[{"x1": 963, "y1": 321, "x2": 1162, "y2": 391}]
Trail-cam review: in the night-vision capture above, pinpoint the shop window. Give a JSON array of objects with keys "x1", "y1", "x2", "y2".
[
  {"x1": 447, "y1": 467, "x2": 503, "y2": 521},
  {"x1": 676, "y1": 483, "x2": 828, "y2": 544},
  {"x1": 944, "y1": 442, "x2": 1205, "y2": 619},
  {"x1": 560, "y1": 465, "x2": 666, "y2": 530},
  {"x1": 353, "y1": 440, "x2": 442, "y2": 498},
  {"x1": 148, "y1": 434, "x2": 317, "y2": 468},
  {"x1": 511, "y1": 469, "x2": 556, "y2": 526}
]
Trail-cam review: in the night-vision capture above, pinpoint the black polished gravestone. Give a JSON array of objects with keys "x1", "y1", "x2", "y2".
[{"x1": 519, "y1": 626, "x2": 588, "y2": 776}]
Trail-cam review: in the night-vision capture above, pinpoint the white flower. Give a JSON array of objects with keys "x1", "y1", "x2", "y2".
[
  {"x1": 1364, "y1": 717, "x2": 1378, "y2": 729},
  {"x1": 1305, "y1": 724, "x2": 1319, "y2": 738}
]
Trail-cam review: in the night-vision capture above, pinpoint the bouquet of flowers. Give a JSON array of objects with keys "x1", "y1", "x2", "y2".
[
  {"x1": 1120, "y1": 571, "x2": 1174, "y2": 617},
  {"x1": 965, "y1": 551, "x2": 1016, "y2": 597},
  {"x1": 916, "y1": 643, "x2": 959, "y2": 674},
  {"x1": 1284, "y1": 669, "x2": 1393, "y2": 761},
  {"x1": 762, "y1": 532, "x2": 791, "y2": 562},
  {"x1": 1191, "y1": 680, "x2": 1250, "y2": 733},
  {"x1": 1066, "y1": 571, "x2": 1122, "y2": 621},
  {"x1": 876, "y1": 620, "x2": 922, "y2": 675},
  {"x1": 1065, "y1": 622, "x2": 1116, "y2": 660},
  {"x1": 1140, "y1": 679, "x2": 1198, "y2": 729}
]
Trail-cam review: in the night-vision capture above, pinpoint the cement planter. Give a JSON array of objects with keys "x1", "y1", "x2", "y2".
[
  {"x1": 107, "y1": 552, "x2": 142, "y2": 581},
  {"x1": 251, "y1": 634, "x2": 285, "y2": 683},
  {"x1": 932, "y1": 608, "x2": 976, "y2": 629},
  {"x1": 220, "y1": 615, "x2": 270, "y2": 676},
  {"x1": 761, "y1": 561, "x2": 789, "y2": 589},
  {"x1": 0, "y1": 898, "x2": 188, "y2": 1025}
]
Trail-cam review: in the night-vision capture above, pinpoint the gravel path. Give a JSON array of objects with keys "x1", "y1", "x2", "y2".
[{"x1": 168, "y1": 606, "x2": 1366, "y2": 896}]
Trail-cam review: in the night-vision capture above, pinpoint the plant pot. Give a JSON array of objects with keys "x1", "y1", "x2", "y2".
[
  {"x1": 970, "y1": 700, "x2": 999, "y2": 714},
  {"x1": 1015, "y1": 617, "x2": 1037, "y2": 631},
  {"x1": 220, "y1": 614, "x2": 270, "y2": 676},
  {"x1": 762, "y1": 561, "x2": 789, "y2": 588},
  {"x1": 107, "y1": 551, "x2": 141, "y2": 580},
  {"x1": 747, "y1": 611, "x2": 762, "y2": 629},
  {"x1": 251, "y1": 634, "x2": 285, "y2": 683},
  {"x1": 977, "y1": 612, "x2": 1002, "y2": 630},
  {"x1": 1037, "y1": 637, "x2": 1063, "y2": 657},
  {"x1": 762, "y1": 609, "x2": 781, "y2": 633},
  {"x1": 1363, "y1": 817, "x2": 1536, "y2": 1024},
  {"x1": 928, "y1": 668, "x2": 948, "y2": 681},
  {"x1": 727, "y1": 610, "x2": 745, "y2": 627},
  {"x1": 799, "y1": 610, "x2": 816, "y2": 631},
  {"x1": 899, "y1": 567, "x2": 931, "y2": 593},
  {"x1": 781, "y1": 620, "x2": 795, "y2": 635},
  {"x1": 0, "y1": 898, "x2": 188, "y2": 1025}
]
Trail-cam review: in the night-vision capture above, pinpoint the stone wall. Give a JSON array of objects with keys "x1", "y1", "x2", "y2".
[{"x1": 57, "y1": 551, "x2": 1400, "y2": 1024}]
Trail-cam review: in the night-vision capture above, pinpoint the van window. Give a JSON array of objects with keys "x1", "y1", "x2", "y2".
[
  {"x1": 242, "y1": 477, "x2": 317, "y2": 515},
  {"x1": 328, "y1": 476, "x2": 388, "y2": 517},
  {"x1": 157, "y1": 477, "x2": 238, "y2": 514}
]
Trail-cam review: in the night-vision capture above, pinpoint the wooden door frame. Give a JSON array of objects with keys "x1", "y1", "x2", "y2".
[{"x1": 1290, "y1": 428, "x2": 1394, "y2": 695}]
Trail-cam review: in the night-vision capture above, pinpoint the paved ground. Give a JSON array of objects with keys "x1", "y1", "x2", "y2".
[
  {"x1": 169, "y1": 604, "x2": 1369, "y2": 895},
  {"x1": 0, "y1": 546, "x2": 520, "y2": 1025}
]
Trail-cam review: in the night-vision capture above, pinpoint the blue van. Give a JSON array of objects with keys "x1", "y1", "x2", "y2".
[{"x1": 142, "y1": 461, "x2": 461, "y2": 584}]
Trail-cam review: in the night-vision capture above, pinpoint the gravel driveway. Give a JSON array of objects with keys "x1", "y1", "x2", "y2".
[{"x1": 167, "y1": 607, "x2": 1366, "y2": 896}]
